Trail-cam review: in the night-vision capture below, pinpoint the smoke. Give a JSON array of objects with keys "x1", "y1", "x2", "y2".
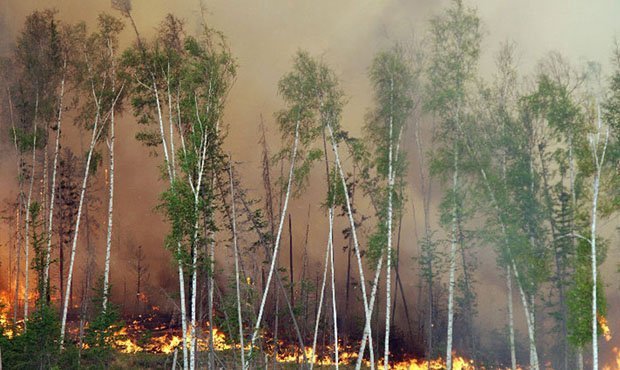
[{"x1": 1, "y1": 0, "x2": 620, "y2": 363}]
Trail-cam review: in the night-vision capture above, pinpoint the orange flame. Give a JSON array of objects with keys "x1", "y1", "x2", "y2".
[
  {"x1": 599, "y1": 314, "x2": 612, "y2": 342},
  {"x1": 0, "y1": 291, "x2": 13, "y2": 338},
  {"x1": 603, "y1": 347, "x2": 620, "y2": 370}
]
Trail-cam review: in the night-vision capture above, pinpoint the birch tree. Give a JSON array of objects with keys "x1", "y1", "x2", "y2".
[
  {"x1": 246, "y1": 51, "x2": 324, "y2": 367},
  {"x1": 100, "y1": 15, "x2": 125, "y2": 312},
  {"x1": 364, "y1": 46, "x2": 414, "y2": 368},
  {"x1": 41, "y1": 23, "x2": 75, "y2": 304},
  {"x1": 123, "y1": 14, "x2": 235, "y2": 369},
  {"x1": 59, "y1": 15, "x2": 125, "y2": 347},
  {"x1": 425, "y1": 1, "x2": 481, "y2": 368},
  {"x1": 11, "y1": 9, "x2": 64, "y2": 323}
]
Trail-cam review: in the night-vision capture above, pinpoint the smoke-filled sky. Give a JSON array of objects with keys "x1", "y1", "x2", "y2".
[{"x1": 1, "y1": 0, "x2": 620, "y2": 362}]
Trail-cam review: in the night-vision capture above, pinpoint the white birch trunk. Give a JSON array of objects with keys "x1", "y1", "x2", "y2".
[
  {"x1": 506, "y1": 265, "x2": 516, "y2": 370},
  {"x1": 324, "y1": 121, "x2": 375, "y2": 369},
  {"x1": 207, "y1": 238, "x2": 214, "y2": 370},
  {"x1": 44, "y1": 61, "x2": 66, "y2": 299},
  {"x1": 23, "y1": 121, "x2": 37, "y2": 326},
  {"x1": 190, "y1": 244, "x2": 197, "y2": 370},
  {"x1": 178, "y1": 262, "x2": 188, "y2": 370},
  {"x1": 189, "y1": 97, "x2": 210, "y2": 370},
  {"x1": 355, "y1": 250, "x2": 384, "y2": 370},
  {"x1": 229, "y1": 162, "x2": 245, "y2": 368},
  {"x1": 512, "y1": 262, "x2": 539, "y2": 370},
  {"x1": 589, "y1": 103, "x2": 609, "y2": 370},
  {"x1": 157, "y1": 82, "x2": 188, "y2": 370},
  {"x1": 103, "y1": 42, "x2": 116, "y2": 310},
  {"x1": 446, "y1": 141, "x2": 458, "y2": 370},
  {"x1": 529, "y1": 304, "x2": 537, "y2": 368},
  {"x1": 102, "y1": 104, "x2": 115, "y2": 310},
  {"x1": 384, "y1": 80, "x2": 395, "y2": 369},
  {"x1": 60, "y1": 112, "x2": 100, "y2": 347},
  {"x1": 246, "y1": 120, "x2": 300, "y2": 368},
  {"x1": 23, "y1": 94, "x2": 39, "y2": 326},
  {"x1": 329, "y1": 208, "x2": 339, "y2": 370},
  {"x1": 310, "y1": 207, "x2": 333, "y2": 370}
]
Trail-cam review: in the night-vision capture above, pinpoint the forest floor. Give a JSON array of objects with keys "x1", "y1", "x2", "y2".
[{"x1": 109, "y1": 352, "x2": 361, "y2": 369}]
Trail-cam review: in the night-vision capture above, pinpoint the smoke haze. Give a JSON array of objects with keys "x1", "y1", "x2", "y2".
[{"x1": 1, "y1": 0, "x2": 620, "y2": 364}]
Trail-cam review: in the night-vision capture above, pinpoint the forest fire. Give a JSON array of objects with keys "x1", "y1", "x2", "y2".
[
  {"x1": 3, "y1": 286, "x2": 620, "y2": 368},
  {"x1": 102, "y1": 311, "x2": 488, "y2": 369},
  {"x1": 1, "y1": 0, "x2": 620, "y2": 369},
  {"x1": 604, "y1": 347, "x2": 620, "y2": 370},
  {"x1": 600, "y1": 314, "x2": 613, "y2": 342},
  {"x1": 96, "y1": 309, "x2": 482, "y2": 368},
  {"x1": 0, "y1": 291, "x2": 12, "y2": 338}
]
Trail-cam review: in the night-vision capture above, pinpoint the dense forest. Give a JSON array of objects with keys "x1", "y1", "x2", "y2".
[{"x1": 0, "y1": 0, "x2": 619, "y2": 369}]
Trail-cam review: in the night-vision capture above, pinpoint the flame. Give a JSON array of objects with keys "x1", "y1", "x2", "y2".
[
  {"x1": 1, "y1": 292, "x2": 616, "y2": 370},
  {"x1": 272, "y1": 343, "x2": 478, "y2": 369},
  {"x1": 599, "y1": 314, "x2": 612, "y2": 342},
  {"x1": 146, "y1": 334, "x2": 182, "y2": 354},
  {"x1": 137, "y1": 292, "x2": 148, "y2": 303},
  {"x1": 111, "y1": 321, "x2": 234, "y2": 354},
  {"x1": 114, "y1": 327, "x2": 144, "y2": 353},
  {"x1": 603, "y1": 347, "x2": 620, "y2": 370},
  {"x1": 0, "y1": 291, "x2": 13, "y2": 338}
]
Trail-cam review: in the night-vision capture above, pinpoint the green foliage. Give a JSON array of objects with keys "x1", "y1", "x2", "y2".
[
  {"x1": 566, "y1": 238, "x2": 608, "y2": 348},
  {"x1": 160, "y1": 179, "x2": 199, "y2": 265},
  {"x1": 365, "y1": 46, "x2": 414, "y2": 180},
  {"x1": 122, "y1": 14, "x2": 237, "y2": 277},
  {"x1": 275, "y1": 50, "x2": 345, "y2": 197},
  {"x1": 28, "y1": 202, "x2": 49, "y2": 302},
  {"x1": 325, "y1": 167, "x2": 346, "y2": 209},
  {"x1": 601, "y1": 46, "x2": 620, "y2": 216},
  {"x1": 11, "y1": 127, "x2": 45, "y2": 153},
  {"x1": 360, "y1": 46, "x2": 415, "y2": 266},
  {"x1": 417, "y1": 231, "x2": 445, "y2": 283},
  {"x1": 74, "y1": 13, "x2": 125, "y2": 134},
  {"x1": 83, "y1": 279, "x2": 125, "y2": 368},
  {"x1": 9, "y1": 9, "x2": 64, "y2": 150},
  {"x1": 292, "y1": 148, "x2": 322, "y2": 195},
  {"x1": 426, "y1": 0, "x2": 481, "y2": 128},
  {"x1": 1, "y1": 304, "x2": 61, "y2": 369}
]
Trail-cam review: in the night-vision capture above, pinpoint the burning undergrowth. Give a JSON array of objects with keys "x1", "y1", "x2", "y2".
[
  {"x1": 54, "y1": 307, "x2": 481, "y2": 368},
  {"x1": 2, "y1": 291, "x2": 620, "y2": 368}
]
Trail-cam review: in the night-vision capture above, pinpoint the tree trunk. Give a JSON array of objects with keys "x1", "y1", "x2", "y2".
[
  {"x1": 324, "y1": 121, "x2": 375, "y2": 369},
  {"x1": 289, "y1": 213, "x2": 294, "y2": 307},
  {"x1": 23, "y1": 94, "x2": 39, "y2": 326},
  {"x1": 246, "y1": 120, "x2": 300, "y2": 367},
  {"x1": 8, "y1": 88, "x2": 25, "y2": 323},
  {"x1": 328, "y1": 209, "x2": 339, "y2": 369},
  {"x1": 273, "y1": 281, "x2": 279, "y2": 370},
  {"x1": 512, "y1": 263, "x2": 539, "y2": 370},
  {"x1": 60, "y1": 112, "x2": 100, "y2": 347},
  {"x1": 103, "y1": 44, "x2": 117, "y2": 311},
  {"x1": 229, "y1": 162, "x2": 245, "y2": 368},
  {"x1": 384, "y1": 80, "x2": 395, "y2": 369},
  {"x1": 44, "y1": 61, "x2": 66, "y2": 301},
  {"x1": 355, "y1": 251, "x2": 384, "y2": 370},
  {"x1": 590, "y1": 104, "x2": 609, "y2": 370},
  {"x1": 310, "y1": 207, "x2": 333, "y2": 370},
  {"x1": 446, "y1": 140, "x2": 458, "y2": 370},
  {"x1": 506, "y1": 265, "x2": 517, "y2": 370}
]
